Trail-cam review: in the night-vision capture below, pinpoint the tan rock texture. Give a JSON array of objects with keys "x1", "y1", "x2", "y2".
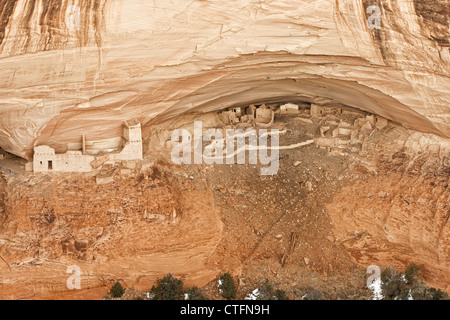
[
  {"x1": 0, "y1": 108, "x2": 448, "y2": 299},
  {"x1": 326, "y1": 126, "x2": 450, "y2": 293},
  {"x1": 0, "y1": 161, "x2": 223, "y2": 299},
  {"x1": 0, "y1": 0, "x2": 448, "y2": 159}
]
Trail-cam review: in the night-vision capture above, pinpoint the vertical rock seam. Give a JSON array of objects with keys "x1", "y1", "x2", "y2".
[{"x1": 0, "y1": 0, "x2": 107, "y2": 54}]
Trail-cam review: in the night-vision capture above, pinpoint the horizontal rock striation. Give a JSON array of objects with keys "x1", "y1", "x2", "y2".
[{"x1": 0, "y1": 0, "x2": 448, "y2": 159}]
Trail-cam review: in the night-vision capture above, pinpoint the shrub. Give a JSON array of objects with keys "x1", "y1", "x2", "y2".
[
  {"x1": 377, "y1": 264, "x2": 449, "y2": 300},
  {"x1": 219, "y1": 273, "x2": 237, "y2": 300},
  {"x1": 186, "y1": 286, "x2": 207, "y2": 300},
  {"x1": 380, "y1": 265, "x2": 448, "y2": 300},
  {"x1": 111, "y1": 281, "x2": 125, "y2": 298},
  {"x1": 301, "y1": 287, "x2": 323, "y2": 300},
  {"x1": 256, "y1": 280, "x2": 274, "y2": 300},
  {"x1": 410, "y1": 281, "x2": 449, "y2": 300},
  {"x1": 273, "y1": 289, "x2": 289, "y2": 300},
  {"x1": 381, "y1": 267, "x2": 408, "y2": 300},
  {"x1": 404, "y1": 263, "x2": 420, "y2": 284},
  {"x1": 410, "y1": 281, "x2": 429, "y2": 300},
  {"x1": 150, "y1": 274, "x2": 184, "y2": 300},
  {"x1": 255, "y1": 280, "x2": 289, "y2": 300},
  {"x1": 428, "y1": 288, "x2": 448, "y2": 300}
]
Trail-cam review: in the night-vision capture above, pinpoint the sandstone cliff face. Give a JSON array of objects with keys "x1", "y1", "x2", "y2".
[
  {"x1": 0, "y1": 105, "x2": 448, "y2": 298},
  {"x1": 325, "y1": 126, "x2": 450, "y2": 293},
  {"x1": 0, "y1": 0, "x2": 448, "y2": 159},
  {"x1": 0, "y1": 0, "x2": 449, "y2": 299},
  {"x1": 0, "y1": 160, "x2": 223, "y2": 299}
]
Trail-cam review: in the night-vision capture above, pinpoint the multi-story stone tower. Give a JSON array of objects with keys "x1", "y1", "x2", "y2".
[{"x1": 119, "y1": 120, "x2": 143, "y2": 161}]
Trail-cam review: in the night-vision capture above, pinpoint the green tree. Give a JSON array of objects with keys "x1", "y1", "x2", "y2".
[
  {"x1": 404, "y1": 263, "x2": 420, "y2": 284},
  {"x1": 150, "y1": 274, "x2": 184, "y2": 300},
  {"x1": 111, "y1": 281, "x2": 125, "y2": 298},
  {"x1": 186, "y1": 286, "x2": 207, "y2": 300},
  {"x1": 219, "y1": 273, "x2": 237, "y2": 300}
]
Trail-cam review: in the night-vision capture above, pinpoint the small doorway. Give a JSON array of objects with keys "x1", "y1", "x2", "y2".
[{"x1": 48, "y1": 161, "x2": 53, "y2": 170}]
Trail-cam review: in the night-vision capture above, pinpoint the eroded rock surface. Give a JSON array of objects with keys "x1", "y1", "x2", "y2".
[
  {"x1": 0, "y1": 0, "x2": 448, "y2": 300},
  {"x1": 0, "y1": 160, "x2": 223, "y2": 299},
  {"x1": 0, "y1": 0, "x2": 448, "y2": 159}
]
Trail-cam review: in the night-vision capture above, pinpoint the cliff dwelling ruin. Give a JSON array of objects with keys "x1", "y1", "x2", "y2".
[
  {"x1": 30, "y1": 120, "x2": 143, "y2": 173},
  {"x1": 0, "y1": 0, "x2": 448, "y2": 302}
]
